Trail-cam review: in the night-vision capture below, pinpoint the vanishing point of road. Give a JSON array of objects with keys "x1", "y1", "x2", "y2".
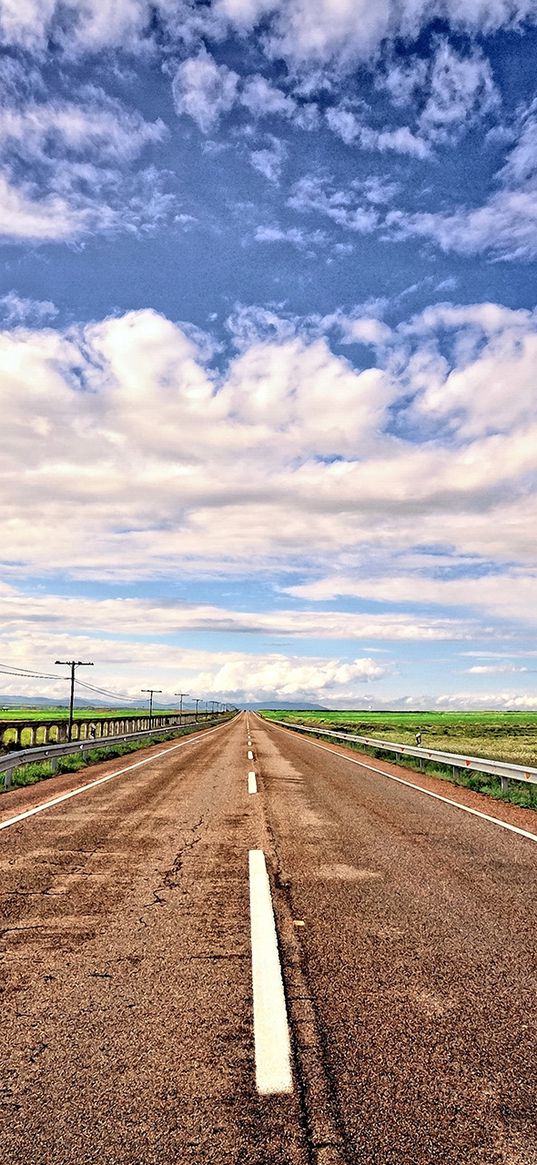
[{"x1": 1, "y1": 713, "x2": 536, "y2": 1165}]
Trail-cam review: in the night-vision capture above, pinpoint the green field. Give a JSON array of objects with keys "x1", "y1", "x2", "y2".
[
  {"x1": 261, "y1": 710, "x2": 537, "y2": 767},
  {"x1": 0, "y1": 705, "x2": 180, "y2": 720}
]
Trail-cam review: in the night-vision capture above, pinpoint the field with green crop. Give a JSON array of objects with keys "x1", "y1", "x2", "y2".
[
  {"x1": 0, "y1": 705, "x2": 178, "y2": 720},
  {"x1": 261, "y1": 710, "x2": 537, "y2": 767}
]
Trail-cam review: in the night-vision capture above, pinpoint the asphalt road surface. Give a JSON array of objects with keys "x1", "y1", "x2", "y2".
[{"x1": 1, "y1": 713, "x2": 536, "y2": 1165}]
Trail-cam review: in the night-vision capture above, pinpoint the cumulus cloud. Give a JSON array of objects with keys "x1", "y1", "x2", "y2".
[
  {"x1": 0, "y1": 299, "x2": 536, "y2": 603},
  {"x1": 241, "y1": 74, "x2": 297, "y2": 118},
  {"x1": 172, "y1": 49, "x2": 239, "y2": 133},
  {"x1": 2, "y1": 0, "x2": 536, "y2": 64},
  {"x1": 2, "y1": 285, "x2": 537, "y2": 707},
  {"x1": 0, "y1": 0, "x2": 155, "y2": 54},
  {"x1": 212, "y1": 0, "x2": 537, "y2": 70}
]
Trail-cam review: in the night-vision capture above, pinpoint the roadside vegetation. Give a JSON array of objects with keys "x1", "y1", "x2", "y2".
[{"x1": 260, "y1": 710, "x2": 537, "y2": 810}]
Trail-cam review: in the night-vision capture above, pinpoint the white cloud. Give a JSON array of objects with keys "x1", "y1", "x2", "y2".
[
  {"x1": 0, "y1": 290, "x2": 57, "y2": 325},
  {"x1": 378, "y1": 56, "x2": 428, "y2": 106},
  {"x1": 465, "y1": 664, "x2": 529, "y2": 673},
  {"x1": 249, "y1": 135, "x2": 286, "y2": 182},
  {"x1": 0, "y1": 582, "x2": 474, "y2": 642},
  {"x1": 419, "y1": 40, "x2": 499, "y2": 138},
  {"x1": 1, "y1": 0, "x2": 536, "y2": 63},
  {"x1": 338, "y1": 317, "x2": 392, "y2": 346},
  {"x1": 241, "y1": 75, "x2": 296, "y2": 118},
  {"x1": 326, "y1": 42, "x2": 498, "y2": 159},
  {"x1": 0, "y1": 93, "x2": 165, "y2": 162},
  {"x1": 196, "y1": 653, "x2": 386, "y2": 700},
  {"x1": 326, "y1": 107, "x2": 430, "y2": 158},
  {"x1": 254, "y1": 223, "x2": 327, "y2": 248},
  {"x1": 0, "y1": 301, "x2": 536, "y2": 615},
  {"x1": 387, "y1": 103, "x2": 537, "y2": 260},
  {"x1": 288, "y1": 174, "x2": 378, "y2": 232},
  {"x1": 433, "y1": 691, "x2": 537, "y2": 710},
  {"x1": 0, "y1": 0, "x2": 154, "y2": 54},
  {"x1": 285, "y1": 569, "x2": 537, "y2": 631},
  {"x1": 172, "y1": 49, "x2": 239, "y2": 132},
  {"x1": 0, "y1": 172, "x2": 85, "y2": 240},
  {"x1": 0, "y1": 91, "x2": 171, "y2": 242},
  {"x1": 212, "y1": 0, "x2": 537, "y2": 70}
]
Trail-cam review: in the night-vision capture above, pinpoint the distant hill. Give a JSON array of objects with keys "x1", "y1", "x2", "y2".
[
  {"x1": 0, "y1": 695, "x2": 125, "y2": 710},
  {"x1": 0, "y1": 689, "x2": 104, "y2": 708}
]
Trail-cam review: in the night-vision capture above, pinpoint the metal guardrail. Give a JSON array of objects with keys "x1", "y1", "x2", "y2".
[
  {"x1": 0, "y1": 715, "x2": 229, "y2": 791},
  {"x1": 265, "y1": 718, "x2": 537, "y2": 790}
]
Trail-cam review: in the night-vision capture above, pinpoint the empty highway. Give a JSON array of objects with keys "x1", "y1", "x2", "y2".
[{"x1": 1, "y1": 713, "x2": 536, "y2": 1165}]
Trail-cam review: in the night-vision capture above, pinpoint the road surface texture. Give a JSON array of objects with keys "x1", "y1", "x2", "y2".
[{"x1": 1, "y1": 713, "x2": 536, "y2": 1165}]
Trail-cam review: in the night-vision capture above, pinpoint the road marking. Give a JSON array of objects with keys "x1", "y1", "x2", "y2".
[
  {"x1": 0, "y1": 721, "x2": 229, "y2": 834},
  {"x1": 247, "y1": 749, "x2": 254, "y2": 760},
  {"x1": 248, "y1": 850, "x2": 293, "y2": 1095},
  {"x1": 248, "y1": 771, "x2": 257, "y2": 794},
  {"x1": 266, "y1": 722, "x2": 537, "y2": 846}
]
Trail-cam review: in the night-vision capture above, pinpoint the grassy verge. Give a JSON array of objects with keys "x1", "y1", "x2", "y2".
[
  {"x1": 260, "y1": 709, "x2": 537, "y2": 768},
  {"x1": 262, "y1": 719, "x2": 537, "y2": 811},
  {"x1": 2, "y1": 718, "x2": 229, "y2": 792}
]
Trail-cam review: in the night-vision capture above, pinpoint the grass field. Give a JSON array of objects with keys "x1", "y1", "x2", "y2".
[
  {"x1": 0, "y1": 705, "x2": 180, "y2": 720},
  {"x1": 261, "y1": 710, "x2": 537, "y2": 767}
]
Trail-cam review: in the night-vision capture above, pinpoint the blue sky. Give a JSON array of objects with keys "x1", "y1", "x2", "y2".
[{"x1": 1, "y1": 0, "x2": 537, "y2": 709}]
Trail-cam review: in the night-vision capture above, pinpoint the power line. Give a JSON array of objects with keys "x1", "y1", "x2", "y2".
[
  {"x1": 74, "y1": 678, "x2": 142, "y2": 703},
  {"x1": 0, "y1": 663, "x2": 64, "y2": 681}
]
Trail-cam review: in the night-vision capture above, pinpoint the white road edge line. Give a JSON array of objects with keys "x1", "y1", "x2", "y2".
[
  {"x1": 247, "y1": 749, "x2": 254, "y2": 760},
  {"x1": 248, "y1": 771, "x2": 257, "y2": 795},
  {"x1": 0, "y1": 721, "x2": 230, "y2": 833},
  {"x1": 265, "y1": 720, "x2": 537, "y2": 846},
  {"x1": 248, "y1": 849, "x2": 293, "y2": 1095}
]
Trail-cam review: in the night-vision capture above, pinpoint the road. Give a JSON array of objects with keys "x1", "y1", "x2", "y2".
[{"x1": 1, "y1": 713, "x2": 536, "y2": 1165}]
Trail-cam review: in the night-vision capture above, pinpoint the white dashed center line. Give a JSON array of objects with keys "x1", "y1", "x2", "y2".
[
  {"x1": 248, "y1": 849, "x2": 293, "y2": 1095},
  {"x1": 248, "y1": 771, "x2": 257, "y2": 794},
  {"x1": 247, "y1": 749, "x2": 254, "y2": 760}
]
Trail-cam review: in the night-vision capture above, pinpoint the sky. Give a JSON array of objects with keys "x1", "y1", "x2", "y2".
[{"x1": 1, "y1": 0, "x2": 537, "y2": 711}]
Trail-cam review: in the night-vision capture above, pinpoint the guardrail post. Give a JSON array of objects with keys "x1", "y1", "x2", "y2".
[{"x1": 500, "y1": 776, "x2": 509, "y2": 793}]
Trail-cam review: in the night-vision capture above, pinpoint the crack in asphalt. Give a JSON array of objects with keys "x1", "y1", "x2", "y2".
[{"x1": 141, "y1": 815, "x2": 206, "y2": 912}]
